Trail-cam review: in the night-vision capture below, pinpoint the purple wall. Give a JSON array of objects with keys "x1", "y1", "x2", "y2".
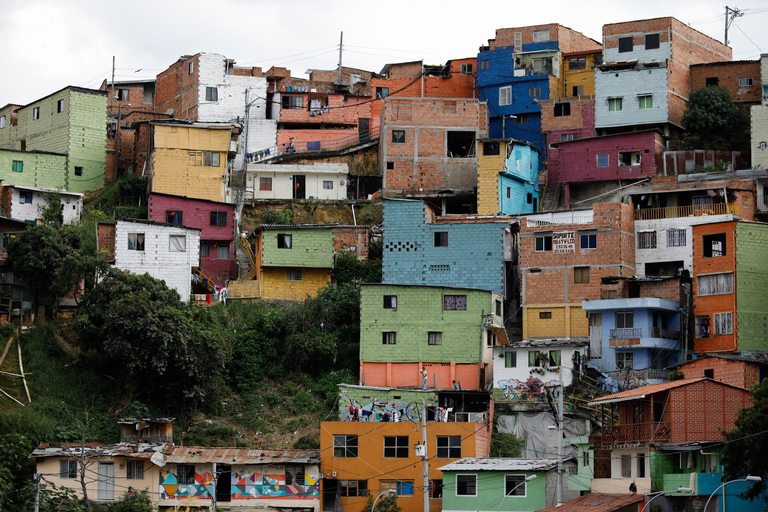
[{"x1": 149, "y1": 193, "x2": 236, "y2": 286}]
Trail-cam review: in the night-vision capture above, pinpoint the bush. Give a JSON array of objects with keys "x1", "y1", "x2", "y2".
[{"x1": 293, "y1": 434, "x2": 320, "y2": 449}]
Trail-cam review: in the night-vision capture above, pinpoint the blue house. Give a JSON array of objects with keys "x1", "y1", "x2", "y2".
[
  {"x1": 478, "y1": 139, "x2": 540, "y2": 215},
  {"x1": 381, "y1": 199, "x2": 512, "y2": 295}
]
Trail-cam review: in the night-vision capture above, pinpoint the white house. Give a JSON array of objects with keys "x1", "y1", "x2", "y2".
[
  {"x1": 114, "y1": 220, "x2": 200, "y2": 302},
  {"x1": 1, "y1": 185, "x2": 82, "y2": 224},
  {"x1": 245, "y1": 163, "x2": 349, "y2": 200}
]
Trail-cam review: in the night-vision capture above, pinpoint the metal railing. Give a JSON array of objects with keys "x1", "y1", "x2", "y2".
[
  {"x1": 525, "y1": 210, "x2": 594, "y2": 226},
  {"x1": 610, "y1": 328, "x2": 643, "y2": 339},
  {"x1": 249, "y1": 126, "x2": 380, "y2": 163},
  {"x1": 634, "y1": 202, "x2": 739, "y2": 220},
  {"x1": 601, "y1": 421, "x2": 670, "y2": 444},
  {"x1": 652, "y1": 326, "x2": 681, "y2": 340}
]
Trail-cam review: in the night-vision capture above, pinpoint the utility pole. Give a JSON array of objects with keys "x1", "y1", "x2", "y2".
[
  {"x1": 337, "y1": 32, "x2": 344, "y2": 84},
  {"x1": 421, "y1": 399, "x2": 429, "y2": 512},
  {"x1": 33, "y1": 473, "x2": 41, "y2": 512},
  {"x1": 557, "y1": 368, "x2": 564, "y2": 507},
  {"x1": 724, "y1": 6, "x2": 744, "y2": 46}
]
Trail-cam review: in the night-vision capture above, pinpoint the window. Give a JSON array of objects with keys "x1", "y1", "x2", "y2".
[
  {"x1": 204, "y1": 151, "x2": 220, "y2": 167},
  {"x1": 569, "y1": 57, "x2": 586, "y2": 70},
  {"x1": 460, "y1": 63, "x2": 473, "y2": 75},
  {"x1": 480, "y1": 60, "x2": 489, "y2": 71},
  {"x1": 210, "y1": 211, "x2": 227, "y2": 226},
  {"x1": 549, "y1": 350, "x2": 561, "y2": 367},
  {"x1": 188, "y1": 61, "x2": 194, "y2": 74},
  {"x1": 443, "y1": 295, "x2": 467, "y2": 311},
  {"x1": 706, "y1": 77, "x2": 719, "y2": 87},
  {"x1": 616, "y1": 311, "x2": 634, "y2": 329},
  {"x1": 282, "y1": 96, "x2": 303, "y2": 109},
  {"x1": 428, "y1": 332, "x2": 442, "y2": 346},
  {"x1": 323, "y1": 180, "x2": 333, "y2": 190},
  {"x1": 529, "y1": 87, "x2": 541, "y2": 98},
  {"x1": 19, "y1": 191, "x2": 32, "y2": 204},
  {"x1": 505, "y1": 475, "x2": 528, "y2": 496},
  {"x1": 539, "y1": 311, "x2": 552, "y2": 319},
  {"x1": 126, "y1": 460, "x2": 144, "y2": 480},
  {"x1": 169, "y1": 235, "x2": 187, "y2": 252},
  {"x1": 533, "y1": 29, "x2": 550, "y2": 43},
  {"x1": 391, "y1": 129, "x2": 405, "y2": 144},
  {"x1": 698, "y1": 273, "x2": 734, "y2": 296},
  {"x1": 381, "y1": 480, "x2": 414, "y2": 496},
  {"x1": 437, "y1": 436, "x2": 462, "y2": 458},
  {"x1": 217, "y1": 243, "x2": 229, "y2": 259},
  {"x1": 514, "y1": 31, "x2": 522, "y2": 48},
  {"x1": 618, "y1": 37, "x2": 633, "y2": 53},
  {"x1": 285, "y1": 465, "x2": 305, "y2": 486},
  {"x1": 505, "y1": 351, "x2": 517, "y2": 368},
  {"x1": 572, "y1": 86, "x2": 584, "y2": 96},
  {"x1": 287, "y1": 269, "x2": 302, "y2": 281},
  {"x1": 456, "y1": 474, "x2": 476, "y2": 496},
  {"x1": 483, "y1": 142, "x2": 500, "y2": 155},
  {"x1": 0, "y1": 115, "x2": 5, "y2": 128},
  {"x1": 32, "y1": 107, "x2": 40, "y2": 120},
  {"x1": 115, "y1": 89, "x2": 129, "y2": 101},
  {"x1": 704, "y1": 369, "x2": 715, "y2": 379},
  {"x1": 515, "y1": 114, "x2": 529, "y2": 124},
  {"x1": 200, "y1": 242, "x2": 210, "y2": 258},
  {"x1": 376, "y1": 87, "x2": 390, "y2": 99},
  {"x1": 593, "y1": 153, "x2": 609, "y2": 169},
  {"x1": 554, "y1": 103, "x2": 571, "y2": 117},
  {"x1": 561, "y1": 133, "x2": 579, "y2": 142},
  {"x1": 188, "y1": 151, "x2": 203, "y2": 166},
  {"x1": 638, "y1": 94, "x2": 653, "y2": 109},
  {"x1": 580, "y1": 233, "x2": 597, "y2": 249},
  {"x1": 384, "y1": 295, "x2": 397, "y2": 309},
  {"x1": 703, "y1": 233, "x2": 726, "y2": 257},
  {"x1": 434, "y1": 232, "x2": 448, "y2": 247},
  {"x1": 739, "y1": 77, "x2": 754, "y2": 87},
  {"x1": 608, "y1": 97, "x2": 623, "y2": 111},
  {"x1": 386, "y1": 161, "x2": 394, "y2": 170},
  {"x1": 637, "y1": 453, "x2": 646, "y2": 478},
  {"x1": 616, "y1": 352, "x2": 634, "y2": 370},
  {"x1": 645, "y1": 33, "x2": 660, "y2": 50},
  {"x1": 177, "y1": 464, "x2": 195, "y2": 485},
  {"x1": 638, "y1": 231, "x2": 657, "y2": 249},
  {"x1": 277, "y1": 233, "x2": 292, "y2": 248},
  {"x1": 74, "y1": 166, "x2": 84, "y2": 176},
  {"x1": 696, "y1": 315, "x2": 710, "y2": 338},
  {"x1": 535, "y1": 235, "x2": 552, "y2": 251},
  {"x1": 259, "y1": 177, "x2": 272, "y2": 191},
  {"x1": 205, "y1": 87, "x2": 218, "y2": 101},
  {"x1": 619, "y1": 151, "x2": 641, "y2": 166},
  {"x1": 430, "y1": 479, "x2": 443, "y2": 498},
  {"x1": 57, "y1": 99, "x2": 65, "y2": 113},
  {"x1": 574, "y1": 266, "x2": 590, "y2": 284},
  {"x1": 339, "y1": 480, "x2": 368, "y2": 497},
  {"x1": 714, "y1": 312, "x2": 733, "y2": 335},
  {"x1": 506, "y1": 187, "x2": 511, "y2": 198},
  {"x1": 447, "y1": 131, "x2": 475, "y2": 158},
  {"x1": 127, "y1": 233, "x2": 145, "y2": 251},
  {"x1": 384, "y1": 436, "x2": 409, "y2": 458},
  {"x1": 499, "y1": 86, "x2": 512, "y2": 106},
  {"x1": 583, "y1": 451, "x2": 589, "y2": 467},
  {"x1": 382, "y1": 331, "x2": 397, "y2": 345},
  {"x1": 60, "y1": 460, "x2": 78, "y2": 479},
  {"x1": 333, "y1": 435, "x2": 358, "y2": 457},
  {"x1": 487, "y1": 330, "x2": 497, "y2": 347},
  {"x1": 667, "y1": 228, "x2": 686, "y2": 248},
  {"x1": 496, "y1": 299, "x2": 502, "y2": 316}
]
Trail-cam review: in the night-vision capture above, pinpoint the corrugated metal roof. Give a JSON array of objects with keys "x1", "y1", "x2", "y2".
[
  {"x1": 508, "y1": 337, "x2": 589, "y2": 348},
  {"x1": 165, "y1": 447, "x2": 320, "y2": 465},
  {"x1": 31, "y1": 442, "x2": 172, "y2": 459},
  {"x1": 589, "y1": 378, "x2": 707, "y2": 405},
  {"x1": 437, "y1": 457, "x2": 561, "y2": 472},
  {"x1": 537, "y1": 493, "x2": 644, "y2": 512}
]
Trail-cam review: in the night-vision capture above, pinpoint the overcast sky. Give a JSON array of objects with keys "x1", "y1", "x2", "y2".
[{"x1": 2, "y1": 0, "x2": 767, "y2": 105}]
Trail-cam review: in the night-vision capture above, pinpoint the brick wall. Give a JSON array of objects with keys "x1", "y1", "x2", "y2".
[
  {"x1": 97, "y1": 223, "x2": 116, "y2": 261},
  {"x1": 333, "y1": 226, "x2": 370, "y2": 262},
  {"x1": 677, "y1": 358, "x2": 760, "y2": 388},
  {"x1": 541, "y1": 97, "x2": 595, "y2": 133},
  {"x1": 490, "y1": 24, "x2": 601, "y2": 53},
  {"x1": 669, "y1": 380, "x2": 750, "y2": 443},
  {"x1": 691, "y1": 61, "x2": 762, "y2": 104},
  {"x1": 735, "y1": 222, "x2": 768, "y2": 353}
]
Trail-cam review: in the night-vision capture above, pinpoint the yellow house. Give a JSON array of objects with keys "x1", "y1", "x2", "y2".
[
  {"x1": 562, "y1": 49, "x2": 602, "y2": 98},
  {"x1": 148, "y1": 122, "x2": 233, "y2": 203}
]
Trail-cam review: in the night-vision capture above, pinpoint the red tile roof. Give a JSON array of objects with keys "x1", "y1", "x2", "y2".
[{"x1": 538, "y1": 493, "x2": 644, "y2": 511}]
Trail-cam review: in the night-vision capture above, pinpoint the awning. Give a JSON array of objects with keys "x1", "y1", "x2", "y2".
[
  {"x1": 589, "y1": 394, "x2": 646, "y2": 406},
  {"x1": 489, "y1": 325, "x2": 509, "y2": 346}
]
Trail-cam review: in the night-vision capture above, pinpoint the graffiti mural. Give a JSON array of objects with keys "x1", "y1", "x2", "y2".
[
  {"x1": 159, "y1": 470, "x2": 214, "y2": 500},
  {"x1": 231, "y1": 470, "x2": 320, "y2": 499}
]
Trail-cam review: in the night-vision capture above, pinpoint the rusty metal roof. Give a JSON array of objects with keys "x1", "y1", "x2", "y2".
[
  {"x1": 537, "y1": 493, "x2": 644, "y2": 512},
  {"x1": 437, "y1": 457, "x2": 563, "y2": 472},
  {"x1": 31, "y1": 442, "x2": 173, "y2": 459},
  {"x1": 165, "y1": 447, "x2": 320, "y2": 465}
]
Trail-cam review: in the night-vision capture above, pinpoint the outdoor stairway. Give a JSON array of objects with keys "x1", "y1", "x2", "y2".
[{"x1": 238, "y1": 236, "x2": 258, "y2": 280}]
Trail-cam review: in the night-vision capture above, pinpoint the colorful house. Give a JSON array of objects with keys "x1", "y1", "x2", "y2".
[
  {"x1": 359, "y1": 283, "x2": 504, "y2": 390},
  {"x1": 477, "y1": 139, "x2": 540, "y2": 215},
  {"x1": 0, "y1": 86, "x2": 108, "y2": 192},
  {"x1": 148, "y1": 193, "x2": 236, "y2": 287},
  {"x1": 245, "y1": 163, "x2": 349, "y2": 200},
  {"x1": 589, "y1": 379, "x2": 761, "y2": 512},
  {"x1": 438, "y1": 458, "x2": 579, "y2": 511},
  {"x1": 0, "y1": 184, "x2": 82, "y2": 225}
]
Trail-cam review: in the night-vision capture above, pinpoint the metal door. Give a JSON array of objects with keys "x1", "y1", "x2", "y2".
[
  {"x1": 98, "y1": 462, "x2": 115, "y2": 500},
  {"x1": 589, "y1": 313, "x2": 602, "y2": 358}
]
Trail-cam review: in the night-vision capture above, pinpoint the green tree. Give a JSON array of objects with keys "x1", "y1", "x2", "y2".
[
  {"x1": 362, "y1": 493, "x2": 402, "y2": 512},
  {"x1": 38, "y1": 192, "x2": 63, "y2": 227},
  {"x1": 682, "y1": 86, "x2": 749, "y2": 151},
  {"x1": 490, "y1": 431, "x2": 525, "y2": 458},
  {"x1": 107, "y1": 488, "x2": 153, "y2": 512},
  {"x1": 722, "y1": 380, "x2": 768, "y2": 501},
  {"x1": 0, "y1": 434, "x2": 33, "y2": 510}
]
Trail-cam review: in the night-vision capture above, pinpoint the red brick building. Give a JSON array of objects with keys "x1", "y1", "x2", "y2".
[
  {"x1": 676, "y1": 354, "x2": 768, "y2": 389},
  {"x1": 690, "y1": 60, "x2": 763, "y2": 106}
]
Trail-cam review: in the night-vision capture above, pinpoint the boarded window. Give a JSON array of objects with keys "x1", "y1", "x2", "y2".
[
  {"x1": 574, "y1": 266, "x2": 590, "y2": 284},
  {"x1": 618, "y1": 37, "x2": 633, "y2": 53},
  {"x1": 645, "y1": 34, "x2": 660, "y2": 49}
]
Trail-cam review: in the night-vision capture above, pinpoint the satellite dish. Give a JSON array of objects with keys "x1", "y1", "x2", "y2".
[{"x1": 150, "y1": 451, "x2": 167, "y2": 467}]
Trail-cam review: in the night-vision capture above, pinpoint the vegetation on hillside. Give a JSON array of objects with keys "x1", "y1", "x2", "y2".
[{"x1": 681, "y1": 86, "x2": 750, "y2": 152}]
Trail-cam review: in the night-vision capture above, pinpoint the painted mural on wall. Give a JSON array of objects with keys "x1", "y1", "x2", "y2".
[
  {"x1": 159, "y1": 470, "x2": 214, "y2": 500},
  {"x1": 496, "y1": 377, "x2": 560, "y2": 402},
  {"x1": 231, "y1": 470, "x2": 319, "y2": 499}
]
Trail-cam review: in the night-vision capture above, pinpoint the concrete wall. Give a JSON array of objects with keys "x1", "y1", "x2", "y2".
[
  {"x1": 750, "y1": 105, "x2": 768, "y2": 168},
  {"x1": 493, "y1": 344, "x2": 587, "y2": 389},
  {"x1": 114, "y1": 220, "x2": 200, "y2": 302},
  {"x1": 595, "y1": 67, "x2": 669, "y2": 129},
  {"x1": 246, "y1": 163, "x2": 349, "y2": 200},
  {"x1": 735, "y1": 222, "x2": 768, "y2": 354},
  {"x1": 5, "y1": 187, "x2": 82, "y2": 224},
  {"x1": 259, "y1": 266, "x2": 331, "y2": 302},
  {"x1": 0, "y1": 149, "x2": 68, "y2": 190},
  {"x1": 382, "y1": 199, "x2": 507, "y2": 294},
  {"x1": 260, "y1": 227, "x2": 334, "y2": 268}
]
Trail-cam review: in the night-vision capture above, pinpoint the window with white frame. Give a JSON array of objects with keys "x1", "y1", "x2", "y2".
[
  {"x1": 169, "y1": 235, "x2": 187, "y2": 252},
  {"x1": 667, "y1": 229, "x2": 686, "y2": 248},
  {"x1": 456, "y1": 474, "x2": 476, "y2": 496},
  {"x1": 205, "y1": 87, "x2": 218, "y2": 101},
  {"x1": 739, "y1": 77, "x2": 754, "y2": 87},
  {"x1": 638, "y1": 231, "x2": 657, "y2": 249},
  {"x1": 698, "y1": 273, "x2": 734, "y2": 296},
  {"x1": 504, "y1": 474, "x2": 528, "y2": 496},
  {"x1": 580, "y1": 233, "x2": 597, "y2": 249},
  {"x1": 638, "y1": 95, "x2": 653, "y2": 109},
  {"x1": 188, "y1": 61, "x2": 194, "y2": 74},
  {"x1": 533, "y1": 29, "x2": 550, "y2": 42},
  {"x1": 323, "y1": 181, "x2": 333, "y2": 190},
  {"x1": 714, "y1": 312, "x2": 733, "y2": 335},
  {"x1": 287, "y1": 269, "x2": 302, "y2": 281},
  {"x1": 0, "y1": 115, "x2": 5, "y2": 128},
  {"x1": 608, "y1": 97, "x2": 623, "y2": 111},
  {"x1": 428, "y1": 332, "x2": 442, "y2": 345},
  {"x1": 128, "y1": 233, "x2": 145, "y2": 251},
  {"x1": 499, "y1": 86, "x2": 512, "y2": 106},
  {"x1": 460, "y1": 63, "x2": 473, "y2": 75}
]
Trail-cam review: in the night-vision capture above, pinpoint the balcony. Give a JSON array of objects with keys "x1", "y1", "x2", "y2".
[
  {"x1": 601, "y1": 421, "x2": 670, "y2": 445},
  {"x1": 610, "y1": 327, "x2": 643, "y2": 339},
  {"x1": 634, "y1": 202, "x2": 739, "y2": 221},
  {"x1": 609, "y1": 327, "x2": 680, "y2": 347},
  {"x1": 526, "y1": 210, "x2": 594, "y2": 227},
  {"x1": 652, "y1": 326, "x2": 680, "y2": 340}
]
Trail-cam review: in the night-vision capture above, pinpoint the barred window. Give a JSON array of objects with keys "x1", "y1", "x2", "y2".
[
  {"x1": 714, "y1": 312, "x2": 733, "y2": 335},
  {"x1": 638, "y1": 231, "x2": 657, "y2": 249},
  {"x1": 382, "y1": 332, "x2": 397, "y2": 344},
  {"x1": 259, "y1": 177, "x2": 272, "y2": 191},
  {"x1": 667, "y1": 229, "x2": 686, "y2": 247},
  {"x1": 443, "y1": 295, "x2": 467, "y2": 310}
]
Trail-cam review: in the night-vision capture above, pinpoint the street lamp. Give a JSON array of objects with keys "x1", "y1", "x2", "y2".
[
  {"x1": 371, "y1": 488, "x2": 396, "y2": 512},
  {"x1": 495, "y1": 474, "x2": 537, "y2": 512},
  {"x1": 703, "y1": 475, "x2": 762, "y2": 512},
  {"x1": 640, "y1": 487, "x2": 694, "y2": 512}
]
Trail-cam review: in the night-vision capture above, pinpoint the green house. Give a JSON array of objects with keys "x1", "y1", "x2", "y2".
[{"x1": 439, "y1": 457, "x2": 580, "y2": 511}]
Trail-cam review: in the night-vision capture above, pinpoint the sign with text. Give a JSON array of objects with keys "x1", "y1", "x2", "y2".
[{"x1": 553, "y1": 231, "x2": 575, "y2": 254}]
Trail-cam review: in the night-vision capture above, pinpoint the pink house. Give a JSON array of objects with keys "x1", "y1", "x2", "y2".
[{"x1": 148, "y1": 193, "x2": 236, "y2": 287}]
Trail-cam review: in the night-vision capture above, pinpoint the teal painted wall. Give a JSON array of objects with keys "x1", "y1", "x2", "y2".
[
  {"x1": 736, "y1": 222, "x2": 768, "y2": 352},
  {"x1": 0, "y1": 150, "x2": 68, "y2": 190},
  {"x1": 261, "y1": 228, "x2": 334, "y2": 268},
  {"x1": 360, "y1": 284, "x2": 500, "y2": 364},
  {"x1": 441, "y1": 470, "x2": 547, "y2": 511}
]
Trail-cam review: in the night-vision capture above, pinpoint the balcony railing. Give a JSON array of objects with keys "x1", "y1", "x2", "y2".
[
  {"x1": 601, "y1": 421, "x2": 671, "y2": 445},
  {"x1": 610, "y1": 328, "x2": 643, "y2": 339},
  {"x1": 634, "y1": 202, "x2": 739, "y2": 221},
  {"x1": 652, "y1": 326, "x2": 681, "y2": 340}
]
